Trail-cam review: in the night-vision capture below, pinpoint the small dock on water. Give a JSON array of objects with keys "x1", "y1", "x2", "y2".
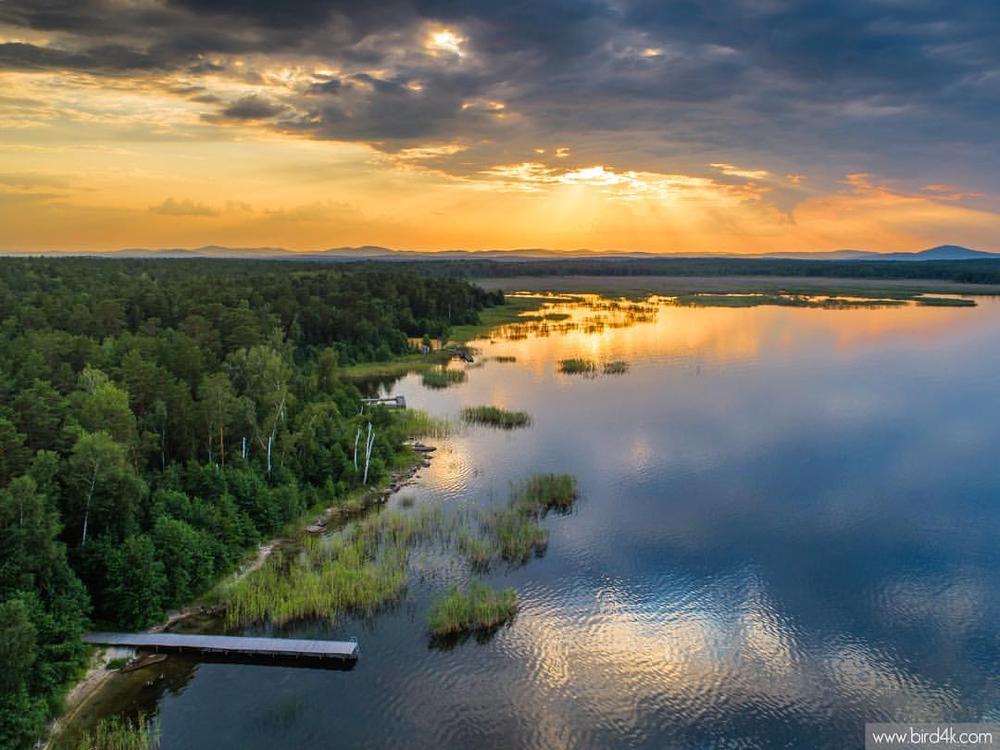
[
  {"x1": 84, "y1": 632, "x2": 359, "y2": 666},
  {"x1": 360, "y1": 395, "x2": 406, "y2": 409}
]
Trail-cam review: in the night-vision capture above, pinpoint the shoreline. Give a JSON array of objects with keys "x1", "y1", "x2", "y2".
[
  {"x1": 45, "y1": 292, "x2": 515, "y2": 746},
  {"x1": 45, "y1": 446, "x2": 435, "y2": 748}
]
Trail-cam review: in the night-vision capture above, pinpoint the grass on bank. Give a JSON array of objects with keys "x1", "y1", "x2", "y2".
[
  {"x1": 223, "y1": 505, "x2": 451, "y2": 627},
  {"x1": 461, "y1": 406, "x2": 532, "y2": 429},
  {"x1": 559, "y1": 358, "x2": 596, "y2": 375},
  {"x1": 427, "y1": 581, "x2": 518, "y2": 636},
  {"x1": 395, "y1": 408, "x2": 454, "y2": 438},
  {"x1": 75, "y1": 713, "x2": 159, "y2": 750}
]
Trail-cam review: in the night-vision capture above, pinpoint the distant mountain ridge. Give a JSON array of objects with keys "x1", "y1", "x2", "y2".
[{"x1": 3, "y1": 244, "x2": 997, "y2": 261}]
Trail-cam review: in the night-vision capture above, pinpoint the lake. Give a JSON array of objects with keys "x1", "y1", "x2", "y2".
[{"x1": 77, "y1": 294, "x2": 1000, "y2": 749}]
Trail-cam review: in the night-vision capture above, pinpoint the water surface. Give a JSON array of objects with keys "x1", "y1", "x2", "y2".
[{"x1": 89, "y1": 296, "x2": 1000, "y2": 749}]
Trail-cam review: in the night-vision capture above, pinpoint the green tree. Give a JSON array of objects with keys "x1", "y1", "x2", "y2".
[
  {"x1": 104, "y1": 535, "x2": 166, "y2": 629},
  {"x1": 64, "y1": 431, "x2": 145, "y2": 546}
]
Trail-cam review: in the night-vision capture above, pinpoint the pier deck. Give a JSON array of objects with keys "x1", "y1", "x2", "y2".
[{"x1": 83, "y1": 632, "x2": 359, "y2": 661}]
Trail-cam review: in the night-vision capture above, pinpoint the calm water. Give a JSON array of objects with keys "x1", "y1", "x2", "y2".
[{"x1": 92, "y1": 296, "x2": 1000, "y2": 749}]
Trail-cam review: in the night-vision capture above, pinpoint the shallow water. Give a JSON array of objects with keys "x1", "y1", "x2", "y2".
[{"x1": 86, "y1": 295, "x2": 1000, "y2": 749}]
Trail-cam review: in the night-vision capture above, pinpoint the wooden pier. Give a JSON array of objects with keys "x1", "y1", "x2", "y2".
[
  {"x1": 360, "y1": 395, "x2": 406, "y2": 409},
  {"x1": 84, "y1": 632, "x2": 359, "y2": 663}
]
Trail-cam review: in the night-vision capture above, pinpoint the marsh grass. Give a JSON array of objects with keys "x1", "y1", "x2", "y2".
[
  {"x1": 75, "y1": 713, "x2": 159, "y2": 750},
  {"x1": 512, "y1": 473, "x2": 579, "y2": 513},
  {"x1": 482, "y1": 507, "x2": 549, "y2": 563},
  {"x1": 461, "y1": 405, "x2": 532, "y2": 429},
  {"x1": 458, "y1": 473, "x2": 578, "y2": 567},
  {"x1": 492, "y1": 355, "x2": 517, "y2": 363},
  {"x1": 396, "y1": 409, "x2": 454, "y2": 437},
  {"x1": 602, "y1": 360, "x2": 630, "y2": 375},
  {"x1": 422, "y1": 367, "x2": 467, "y2": 389},
  {"x1": 559, "y1": 358, "x2": 596, "y2": 375},
  {"x1": 224, "y1": 505, "x2": 452, "y2": 627},
  {"x1": 427, "y1": 581, "x2": 518, "y2": 635},
  {"x1": 223, "y1": 471, "x2": 578, "y2": 628}
]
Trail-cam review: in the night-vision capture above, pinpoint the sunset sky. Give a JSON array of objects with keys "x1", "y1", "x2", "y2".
[{"x1": 1, "y1": 0, "x2": 998, "y2": 253}]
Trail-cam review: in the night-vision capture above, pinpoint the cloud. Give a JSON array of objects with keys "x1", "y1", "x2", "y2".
[
  {"x1": 149, "y1": 197, "x2": 218, "y2": 216},
  {"x1": 0, "y1": 0, "x2": 997, "y2": 250},
  {"x1": 215, "y1": 95, "x2": 286, "y2": 120},
  {"x1": 711, "y1": 163, "x2": 770, "y2": 180}
]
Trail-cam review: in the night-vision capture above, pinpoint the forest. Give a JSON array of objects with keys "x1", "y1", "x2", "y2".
[
  {"x1": 0, "y1": 258, "x2": 504, "y2": 749},
  {"x1": 359, "y1": 256, "x2": 1000, "y2": 283}
]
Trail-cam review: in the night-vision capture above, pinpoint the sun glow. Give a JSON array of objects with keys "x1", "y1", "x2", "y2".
[{"x1": 427, "y1": 28, "x2": 466, "y2": 57}]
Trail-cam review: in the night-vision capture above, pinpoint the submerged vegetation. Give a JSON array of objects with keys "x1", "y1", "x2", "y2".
[
  {"x1": 427, "y1": 581, "x2": 518, "y2": 636},
  {"x1": 559, "y1": 358, "x2": 597, "y2": 375},
  {"x1": 422, "y1": 367, "x2": 468, "y2": 389},
  {"x1": 461, "y1": 406, "x2": 532, "y2": 429},
  {"x1": 74, "y1": 713, "x2": 159, "y2": 750},
  {"x1": 492, "y1": 355, "x2": 517, "y2": 363}
]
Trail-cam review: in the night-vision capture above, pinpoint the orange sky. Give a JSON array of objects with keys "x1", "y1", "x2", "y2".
[{"x1": 1, "y1": 6, "x2": 999, "y2": 253}]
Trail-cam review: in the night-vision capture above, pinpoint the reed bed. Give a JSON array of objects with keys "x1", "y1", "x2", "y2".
[
  {"x1": 224, "y1": 473, "x2": 578, "y2": 628},
  {"x1": 421, "y1": 368, "x2": 467, "y2": 389},
  {"x1": 602, "y1": 360, "x2": 630, "y2": 375},
  {"x1": 458, "y1": 473, "x2": 578, "y2": 567},
  {"x1": 558, "y1": 358, "x2": 596, "y2": 375},
  {"x1": 395, "y1": 409, "x2": 454, "y2": 438},
  {"x1": 427, "y1": 581, "x2": 518, "y2": 635},
  {"x1": 460, "y1": 406, "x2": 532, "y2": 429},
  {"x1": 75, "y1": 713, "x2": 159, "y2": 750},
  {"x1": 482, "y1": 507, "x2": 549, "y2": 563},
  {"x1": 511, "y1": 473, "x2": 579, "y2": 513},
  {"x1": 224, "y1": 505, "x2": 452, "y2": 627}
]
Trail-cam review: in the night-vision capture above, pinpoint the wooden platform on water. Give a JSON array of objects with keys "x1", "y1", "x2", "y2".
[{"x1": 84, "y1": 632, "x2": 359, "y2": 663}]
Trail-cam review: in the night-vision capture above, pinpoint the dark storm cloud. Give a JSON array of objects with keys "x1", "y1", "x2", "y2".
[
  {"x1": 214, "y1": 95, "x2": 287, "y2": 120},
  {"x1": 1, "y1": 0, "x2": 997, "y2": 182}
]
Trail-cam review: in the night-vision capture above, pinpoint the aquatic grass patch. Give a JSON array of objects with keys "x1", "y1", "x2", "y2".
[
  {"x1": 461, "y1": 406, "x2": 532, "y2": 429},
  {"x1": 559, "y1": 358, "x2": 596, "y2": 375},
  {"x1": 395, "y1": 409, "x2": 454, "y2": 438},
  {"x1": 75, "y1": 713, "x2": 159, "y2": 750},
  {"x1": 223, "y1": 505, "x2": 450, "y2": 627},
  {"x1": 492, "y1": 355, "x2": 517, "y2": 363},
  {"x1": 602, "y1": 360, "x2": 630, "y2": 375},
  {"x1": 422, "y1": 368, "x2": 467, "y2": 389},
  {"x1": 427, "y1": 581, "x2": 518, "y2": 636},
  {"x1": 458, "y1": 473, "x2": 578, "y2": 568},
  {"x1": 482, "y1": 507, "x2": 549, "y2": 563},
  {"x1": 512, "y1": 473, "x2": 579, "y2": 513}
]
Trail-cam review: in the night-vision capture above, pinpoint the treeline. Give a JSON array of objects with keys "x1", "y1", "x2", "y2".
[
  {"x1": 353, "y1": 257, "x2": 1000, "y2": 283},
  {"x1": 0, "y1": 258, "x2": 503, "y2": 749}
]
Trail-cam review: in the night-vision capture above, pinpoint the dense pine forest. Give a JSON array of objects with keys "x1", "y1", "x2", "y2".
[{"x1": 0, "y1": 258, "x2": 504, "y2": 749}]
